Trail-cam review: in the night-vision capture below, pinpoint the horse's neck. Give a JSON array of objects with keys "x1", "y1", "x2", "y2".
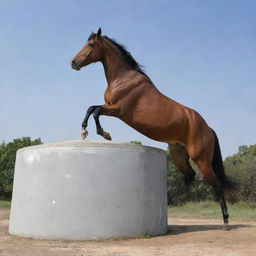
[{"x1": 101, "y1": 40, "x2": 130, "y2": 85}]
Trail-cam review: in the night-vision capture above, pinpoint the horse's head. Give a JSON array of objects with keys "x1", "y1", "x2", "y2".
[{"x1": 71, "y1": 28, "x2": 103, "y2": 71}]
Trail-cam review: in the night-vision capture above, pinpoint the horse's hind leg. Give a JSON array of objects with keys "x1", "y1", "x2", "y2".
[
  {"x1": 168, "y1": 143, "x2": 196, "y2": 186},
  {"x1": 193, "y1": 159, "x2": 229, "y2": 228}
]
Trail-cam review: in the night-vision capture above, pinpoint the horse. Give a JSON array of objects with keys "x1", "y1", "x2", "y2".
[{"x1": 71, "y1": 28, "x2": 233, "y2": 228}]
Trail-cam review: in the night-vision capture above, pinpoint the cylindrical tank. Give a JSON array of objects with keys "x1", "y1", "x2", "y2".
[{"x1": 9, "y1": 140, "x2": 167, "y2": 240}]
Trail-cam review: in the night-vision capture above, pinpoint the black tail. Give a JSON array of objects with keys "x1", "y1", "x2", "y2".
[{"x1": 211, "y1": 129, "x2": 233, "y2": 190}]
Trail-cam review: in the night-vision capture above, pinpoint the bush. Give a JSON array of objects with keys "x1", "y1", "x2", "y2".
[
  {"x1": 0, "y1": 137, "x2": 42, "y2": 199},
  {"x1": 224, "y1": 144, "x2": 256, "y2": 204}
]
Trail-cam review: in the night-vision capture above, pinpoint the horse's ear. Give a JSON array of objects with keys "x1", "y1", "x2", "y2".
[{"x1": 96, "y1": 28, "x2": 102, "y2": 39}]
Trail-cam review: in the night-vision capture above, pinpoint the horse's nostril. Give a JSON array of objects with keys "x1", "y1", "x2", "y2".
[{"x1": 71, "y1": 60, "x2": 78, "y2": 69}]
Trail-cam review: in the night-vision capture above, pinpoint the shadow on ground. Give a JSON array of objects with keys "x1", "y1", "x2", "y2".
[{"x1": 167, "y1": 223, "x2": 251, "y2": 235}]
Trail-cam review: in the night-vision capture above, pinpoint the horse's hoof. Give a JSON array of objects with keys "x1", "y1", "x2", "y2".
[
  {"x1": 223, "y1": 223, "x2": 230, "y2": 231},
  {"x1": 81, "y1": 128, "x2": 88, "y2": 140},
  {"x1": 102, "y1": 131, "x2": 112, "y2": 140}
]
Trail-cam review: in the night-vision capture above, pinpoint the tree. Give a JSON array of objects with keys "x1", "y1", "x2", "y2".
[
  {"x1": 0, "y1": 137, "x2": 42, "y2": 198},
  {"x1": 224, "y1": 144, "x2": 256, "y2": 203}
]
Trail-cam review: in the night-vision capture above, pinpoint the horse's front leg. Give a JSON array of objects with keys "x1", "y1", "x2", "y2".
[
  {"x1": 93, "y1": 107, "x2": 112, "y2": 140},
  {"x1": 93, "y1": 105, "x2": 120, "y2": 140},
  {"x1": 81, "y1": 105, "x2": 99, "y2": 139}
]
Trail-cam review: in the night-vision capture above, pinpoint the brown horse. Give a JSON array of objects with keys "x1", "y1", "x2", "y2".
[{"x1": 71, "y1": 28, "x2": 233, "y2": 228}]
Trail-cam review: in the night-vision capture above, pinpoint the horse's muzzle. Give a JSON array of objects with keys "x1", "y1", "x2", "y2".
[{"x1": 71, "y1": 60, "x2": 81, "y2": 71}]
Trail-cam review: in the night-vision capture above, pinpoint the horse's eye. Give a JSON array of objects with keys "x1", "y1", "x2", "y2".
[{"x1": 88, "y1": 43, "x2": 95, "y2": 47}]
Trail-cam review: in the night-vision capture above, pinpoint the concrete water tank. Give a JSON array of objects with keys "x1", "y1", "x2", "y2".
[{"x1": 9, "y1": 140, "x2": 167, "y2": 240}]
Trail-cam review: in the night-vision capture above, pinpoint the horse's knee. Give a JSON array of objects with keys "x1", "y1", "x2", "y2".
[{"x1": 82, "y1": 105, "x2": 99, "y2": 128}]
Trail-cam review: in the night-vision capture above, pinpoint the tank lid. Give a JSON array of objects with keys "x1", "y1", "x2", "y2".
[{"x1": 17, "y1": 140, "x2": 166, "y2": 153}]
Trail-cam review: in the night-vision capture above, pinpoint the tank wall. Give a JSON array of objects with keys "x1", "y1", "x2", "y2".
[{"x1": 9, "y1": 141, "x2": 167, "y2": 240}]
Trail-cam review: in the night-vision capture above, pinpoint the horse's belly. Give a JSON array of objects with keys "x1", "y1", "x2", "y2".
[{"x1": 122, "y1": 112, "x2": 188, "y2": 143}]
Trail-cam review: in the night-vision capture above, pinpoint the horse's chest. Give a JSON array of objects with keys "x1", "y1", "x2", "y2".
[
  {"x1": 104, "y1": 89, "x2": 115, "y2": 105},
  {"x1": 104, "y1": 87, "x2": 124, "y2": 105}
]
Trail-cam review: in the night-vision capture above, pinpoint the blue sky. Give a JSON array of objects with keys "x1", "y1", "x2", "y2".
[{"x1": 0, "y1": 0, "x2": 255, "y2": 158}]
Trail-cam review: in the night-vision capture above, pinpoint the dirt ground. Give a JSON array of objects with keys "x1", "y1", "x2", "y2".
[{"x1": 1, "y1": 209, "x2": 256, "y2": 256}]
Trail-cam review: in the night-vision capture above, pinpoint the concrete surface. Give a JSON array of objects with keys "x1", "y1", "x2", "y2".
[{"x1": 9, "y1": 140, "x2": 167, "y2": 240}]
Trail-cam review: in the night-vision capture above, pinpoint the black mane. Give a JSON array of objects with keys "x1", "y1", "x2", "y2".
[{"x1": 88, "y1": 33, "x2": 147, "y2": 76}]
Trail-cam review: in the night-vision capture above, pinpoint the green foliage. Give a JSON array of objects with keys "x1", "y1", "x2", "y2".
[
  {"x1": 130, "y1": 141, "x2": 142, "y2": 145},
  {"x1": 0, "y1": 137, "x2": 42, "y2": 199},
  {"x1": 224, "y1": 144, "x2": 256, "y2": 203}
]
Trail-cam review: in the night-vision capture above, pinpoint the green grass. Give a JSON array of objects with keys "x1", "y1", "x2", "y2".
[
  {"x1": 0, "y1": 200, "x2": 11, "y2": 220},
  {"x1": 169, "y1": 201, "x2": 256, "y2": 221},
  {"x1": 140, "y1": 233, "x2": 152, "y2": 239},
  {"x1": 0, "y1": 200, "x2": 11, "y2": 209}
]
